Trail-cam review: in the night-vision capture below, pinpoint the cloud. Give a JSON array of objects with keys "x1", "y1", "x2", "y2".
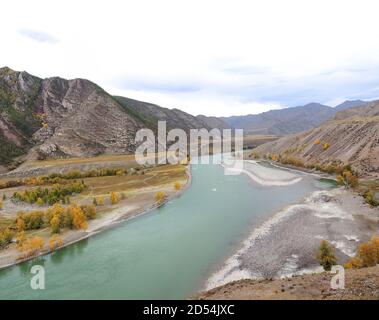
[
  {"x1": 113, "y1": 76, "x2": 201, "y2": 93},
  {"x1": 1, "y1": 0, "x2": 379, "y2": 116},
  {"x1": 19, "y1": 28, "x2": 58, "y2": 44}
]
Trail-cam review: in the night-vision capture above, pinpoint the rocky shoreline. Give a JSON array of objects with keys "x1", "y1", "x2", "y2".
[{"x1": 204, "y1": 163, "x2": 379, "y2": 291}]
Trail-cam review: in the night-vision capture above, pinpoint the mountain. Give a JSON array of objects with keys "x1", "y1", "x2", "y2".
[
  {"x1": 334, "y1": 100, "x2": 367, "y2": 111},
  {"x1": 0, "y1": 67, "x2": 223, "y2": 166},
  {"x1": 222, "y1": 100, "x2": 370, "y2": 135},
  {"x1": 113, "y1": 96, "x2": 227, "y2": 132},
  {"x1": 222, "y1": 103, "x2": 335, "y2": 135},
  {"x1": 0, "y1": 67, "x2": 43, "y2": 164},
  {"x1": 252, "y1": 101, "x2": 379, "y2": 177},
  {"x1": 196, "y1": 115, "x2": 230, "y2": 130}
]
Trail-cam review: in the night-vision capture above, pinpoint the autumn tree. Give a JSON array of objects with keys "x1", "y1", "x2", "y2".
[
  {"x1": 97, "y1": 195, "x2": 105, "y2": 206},
  {"x1": 336, "y1": 170, "x2": 358, "y2": 188},
  {"x1": 345, "y1": 236, "x2": 379, "y2": 269},
  {"x1": 317, "y1": 240, "x2": 337, "y2": 271},
  {"x1": 0, "y1": 228, "x2": 14, "y2": 249},
  {"x1": 81, "y1": 204, "x2": 96, "y2": 219},
  {"x1": 0, "y1": 200, "x2": 3, "y2": 210},
  {"x1": 314, "y1": 139, "x2": 321, "y2": 145},
  {"x1": 174, "y1": 182, "x2": 181, "y2": 190},
  {"x1": 110, "y1": 192, "x2": 120, "y2": 205},
  {"x1": 16, "y1": 231, "x2": 26, "y2": 248},
  {"x1": 50, "y1": 214, "x2": 61, "y2": 234},
  {"x1": 49, "y1": 234, "x2": 63, "y2": 251},
  {"x1": 19, "y1": 236, "x2": 45, "y2": 257},
  {"x1": 155, "y1": 191, "x2": 166, "y2": 204},
  {"x1": 71, "y1": 205, "x2": 88, "y2": 230},
  {"x1": 93, "y1": 197, "x2": 98, "y2": 206},
  {"x1": 322, "y1": 143, "x2": 330, "y2": 151},
  {"x1": 15, "y1": 217, "x2": 25, "y2": 231}
]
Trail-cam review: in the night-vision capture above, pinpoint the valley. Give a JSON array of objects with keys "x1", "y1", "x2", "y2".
[{"x1": 0, "y1": 67, "x2": 378, "y2": 300}]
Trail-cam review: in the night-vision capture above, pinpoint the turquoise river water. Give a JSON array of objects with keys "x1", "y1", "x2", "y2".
[{"x1": 0, "y1": 160, "x2": 331, "y2": 299}]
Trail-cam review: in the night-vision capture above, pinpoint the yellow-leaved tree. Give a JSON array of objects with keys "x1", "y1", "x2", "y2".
[
  {"x1": 336, "y1": 170, "x2": 358, "y2": 189},
  {"x1": 49, "y1": 234, "x2": 63, "y2": 251},
  {"x1": 155, "y1": 191, "x2": 166, "y2": 204},
  {"x1": 71, "y1": 205, "x2": 88, "y2": 230},
  {"x1": 174, "y1": 182, "x2": 181, "y2": 190},
  {"x1": 110, "y1": 192, "x2": 120, "y2": 205},
  {"x1": 97, "y1": 195, "x2": 105, "y2": 206},
  {"x1": 345, "y1": 236, "x2": 379, "y2": 269},
  {"x1": 19, "y1": 236, "x2": 45, "y2": 258}
]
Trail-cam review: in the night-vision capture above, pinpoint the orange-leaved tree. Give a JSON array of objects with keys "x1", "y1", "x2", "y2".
[
  {"x1": 336, "y1": 170, "x2": 358, "y2": 189},
  {"x1": 110, "y1": 192, "x2": 121, "y2": 205},
  {"x1": 49, "y1": 234, "x2": 63, "y2": 251},
  {"x1": 345, "y1": 235, "x2": 379, "y2": 269}
]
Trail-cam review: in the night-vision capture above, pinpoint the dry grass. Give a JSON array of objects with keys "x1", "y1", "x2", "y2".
[
  {"x1": 29, "y1": 154, "x2": 137, "y2": 166},
  {"x1": 0, "y1": 216, "x2": 13, "y2": 229},
  {"x1": 80, "y1": 164, "x2": 187, "y2": 197}
]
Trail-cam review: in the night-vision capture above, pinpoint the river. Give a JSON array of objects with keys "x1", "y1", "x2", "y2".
[{"x1": 0, "y1": 159, "x2": 331, "y2": 299}]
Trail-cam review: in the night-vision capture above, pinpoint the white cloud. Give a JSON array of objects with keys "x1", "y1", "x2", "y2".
[{"x1": 1, "y1": 0, "x2": 379, "y2": 116}]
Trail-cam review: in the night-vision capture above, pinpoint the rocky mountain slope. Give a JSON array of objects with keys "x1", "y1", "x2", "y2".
[
  {"x1": 0, "y1": 67, "x2": 228, "y2": 166},
  {"x1": 0, "y1": 67, "x2": 42, "y2": 164},
  {"x1": 252, "y1": 101, "x2": 379, "y2": 177},
  {"x1": 114, "y1": 96, "x2": 229, "y2": 131},
  {"x1": 222, "y1": 101, "x2": 368, "y2": 135}
]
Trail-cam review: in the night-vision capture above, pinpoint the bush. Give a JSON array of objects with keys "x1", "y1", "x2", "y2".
[
  {"x1": 317, "y1": 240, "x2": 337, "y2": 271},
  {"x1": 16, "y1": 211, "x2": 45, "y2": 230},
  {"x1": 345, "y1": 236, "x2": 379, "y2": 269},
  {"x1": 12, "y1": 181, "x2": 86, "y2": 205},
  {"x1": 81, "y1": 205, "x2": 96, "y2": 219},
  {"x1": 18, "y1": 236, "x2": 45, "y2": 257},
  {"x1": 364, "y1": 190, "x2": 379, "y2": 207},
  {"x1": 0, "y1": 228, "x2": 14, "y2": 249},
  {"x1": 336, "y1": 170, "x2": 359, "y2": 188},
  {"x1": 49, "y1": 235, "x2": 63, "y2": 251}
]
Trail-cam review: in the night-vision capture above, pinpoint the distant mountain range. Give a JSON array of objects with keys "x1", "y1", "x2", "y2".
[
  {"x1": 253, "y1": 101, "x2": 379, "y2": 177},
  {"x1": 0, "y1": 66, "x2": 372, "y2": 167},
  {"x1": 221, "y1": 100, "x2": 368, "y2": 135}
]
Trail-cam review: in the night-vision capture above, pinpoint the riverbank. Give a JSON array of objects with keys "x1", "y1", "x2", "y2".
[
  {"x1": 197, "y1": 265, "x2": 379, "y2": 300},
  {"x1": 0, "y1": 165, "x2": 191, "y2": 270},
  {"x1": 205, "y1": 162, "x2": 379, "y2": 290}
]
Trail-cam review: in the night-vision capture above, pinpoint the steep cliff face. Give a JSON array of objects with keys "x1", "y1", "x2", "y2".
[
  {"x1": 0, "y1": 67, "x2": 42, "y2": 164},
  {"x1": 253, "y1": 102, "x2": 379, "y2": 177},
  {"x1": 32, "y1": 78, "x2": 145, "y2": 158},
  {"x1": 0, "y1": 67, "x2": 230, "y2": 166}
]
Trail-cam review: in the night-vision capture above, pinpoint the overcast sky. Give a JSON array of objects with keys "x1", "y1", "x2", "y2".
[{"x1": 1, "y1": 0, "x2": 379, "y2": 116}]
